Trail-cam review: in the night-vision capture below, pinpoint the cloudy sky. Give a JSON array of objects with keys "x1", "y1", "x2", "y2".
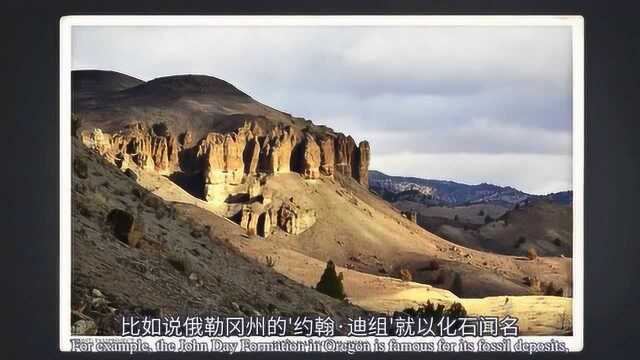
[{"x1": 72, "y1": 25, "x2": 573, "y2": 194}]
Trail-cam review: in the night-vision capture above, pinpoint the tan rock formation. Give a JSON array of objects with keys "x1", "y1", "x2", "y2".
[
  {"x1": 356, "y1": 140, "x2": 370, "y2": 186},
  {"x1": 240, "y1": 204, "x2": 272, "y2": 238},
  {"x1": 334, "y1": 133, "x2": 356, "y2": 177},
  {"x1": 277, "y1": 199, "x2": 317, "y2": 235},
  {"x1": 301, "y1": 133, "x2": 321, "y2": 179},
  {"x1": 244, "y1": 138, "x2": 261, "y2": 174},
  {"x1": 318, "y1": 135, "x2": 335, "y2": 176}
]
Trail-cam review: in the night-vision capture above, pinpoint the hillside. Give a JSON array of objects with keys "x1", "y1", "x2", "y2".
[
  {"x1": 71, "y1": 70, "x2": 573, "y2": 335},
  {"x1": 71, "y1": 138, "x2": 369, "y2": 335}
]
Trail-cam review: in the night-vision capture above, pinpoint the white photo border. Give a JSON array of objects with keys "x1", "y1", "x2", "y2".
[{"x1": 59, "y1": 15, "x2": 584, "y2": 352}]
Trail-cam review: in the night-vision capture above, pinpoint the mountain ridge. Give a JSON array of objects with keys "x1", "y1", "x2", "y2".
[{"x1": 369, "y1": 169, "x2": 572, "y2": 206}]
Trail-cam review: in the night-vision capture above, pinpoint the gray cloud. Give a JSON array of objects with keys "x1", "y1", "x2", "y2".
[{"x1": 72, "y1": 25, "x2": 573, "y2": 194}]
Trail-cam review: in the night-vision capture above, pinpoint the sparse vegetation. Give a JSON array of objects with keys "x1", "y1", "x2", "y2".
[
  {"x1": 399, "y1": 268, "x2": 413, "y2": 282},
  {"x1": 543, "y1": 281, "x2": 564, "y2": 296},
  {"x1": 403, "y1": 301, "x2": 467, "y2": 320},
  {"x1": 527, "y1": 247, "x2": 538, "y2": 260},
  {"x1": 316, "y1": 260, "x2": 346, "y2": 300},
  {"x1": 445, "y1": 302, "x2": 468, "y2": 319}
]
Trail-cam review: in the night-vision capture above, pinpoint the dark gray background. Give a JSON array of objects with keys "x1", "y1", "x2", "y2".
[{"x1": 2, "y1": 1, "x2": 639, "y2": 359}]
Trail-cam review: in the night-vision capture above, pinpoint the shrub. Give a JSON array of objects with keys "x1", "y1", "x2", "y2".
[
  {"x1": 527, "y1": 247, "x2": 538, "y2": 260},
  {"x1": 453, "y1": 215, "x2": 459, "y2": 222},
  {"x1": 446, "y1": 302, "x2": 467, "y2": 319},
  {"x1": 515, "y1": 236, "x2": 526, "y2": 248},
  {"x1": 484, "y1": 215, "x2": 494, "y2": 224},
  {"x1": 451, "y1": 272, "x2": 463, "y2": 296},
  {"x1": 553, "y1": 238, "x2": 562, "y2": 247},
  {"x1": 523, "y1": 276, "x2": 541, "y2": 293},
  {"x1": 434, "y1": 270, "x2": 446, "y2": 285},
  {"x1": 316, "y1": 260, "x2": 346, "y2": 300},
  {"x1": 399, "y1": 269, "x2": 413, "y2": 282},
  {"x1": 543, "y1": 282, "x2": 564, "y2": 296},
  {"x1": 403, "y1": 301, "x2": 467, "y2": 321},
  {"x1": 478, "y1": 210, "x2": 485, "y2": 216},
  {"x1": 403, "y1": 300, "x2": 445, "y2": 318},
  {"x1": 265, "y1": 255, "x2": 277, "y2": 268},
  {"x1": 152, "y1": 122, "x2": 169, "y2": 137}
]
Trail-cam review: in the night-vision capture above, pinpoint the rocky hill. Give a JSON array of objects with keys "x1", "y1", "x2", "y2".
[
  {"x1": 71, "y1": 138, "x2": 369, "y2": 335},
  {"x1": 71, "y1": 70, "x2": 573, "y2": 335}
]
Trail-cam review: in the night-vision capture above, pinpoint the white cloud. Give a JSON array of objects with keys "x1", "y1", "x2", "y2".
[
  {"x1": 72, "y1": 25, "x2": 573, "y2": 192},
  {"x1": 372, "y1": 152, "x2": 572, "y2": 195}
]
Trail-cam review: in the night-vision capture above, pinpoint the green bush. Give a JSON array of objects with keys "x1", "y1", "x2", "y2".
[{"x1": 316, "y1": 260, "x2": 346, "y2": 300}]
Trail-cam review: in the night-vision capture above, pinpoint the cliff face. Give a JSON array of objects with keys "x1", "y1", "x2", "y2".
[
  {"x1": 76, "y1": 71, "x2": 370, "y2": 239},
  {"x1": 80, "y1": 119, "x2": 371, "y2": 203}
]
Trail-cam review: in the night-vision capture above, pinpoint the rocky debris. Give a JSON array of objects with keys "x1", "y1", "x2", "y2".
[
  {"x1": 106, "y1": 209, "x2": 144, "y2": 247},
  {"x1": 72, "y1": 319, "x2": 97, "y2": 335},
  {"x1": 71, "y1": 287, "x2": 118, "y2": 336},
  {"x1": 301, "y1": 133, "x2": 321, "y2": 179},
  {"x1": 277, "y1": 199, "x2": 317, "y2": 235}
]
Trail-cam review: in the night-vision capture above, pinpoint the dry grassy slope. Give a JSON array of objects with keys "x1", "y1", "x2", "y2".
[
  {"x1": 138, "y1": 164, "x2": 571, "y2": 299},
  {"x1": 71, "y1": 139, "x2": 370, "y2": 335},
  {"x1": 393, "y1": 199, "x2": 572, "y2": 258},
  {"x1": 478, "y1": 201, "x2": 573, "y2": 256},
  {"x1": 172, "y1": 197, "x2": 572, "y2": 336}
]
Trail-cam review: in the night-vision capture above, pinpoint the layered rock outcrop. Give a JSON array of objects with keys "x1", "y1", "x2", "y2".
[
  {"x1": 81, "y1": 119, "x2": 371, "y2": 205},
  {"x1": 80, "y1": 122, "x2": 179, "y2": 173},
  {"x1": 355, "y1": 141, "x2": 371, "y2": 186},
  {"x1": 334, "y1": 134, "x2": 357, "y2": 178},
  {"x1": 301, "y1": 133, "x2": 321, "y2": 179}
]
